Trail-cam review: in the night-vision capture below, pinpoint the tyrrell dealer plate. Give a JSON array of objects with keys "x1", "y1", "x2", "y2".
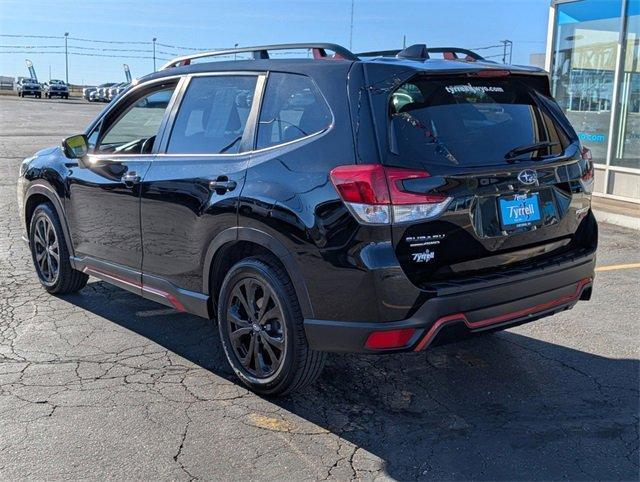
[{"x1": 499, "y1": 192, "x2": 541, "y2": 229}]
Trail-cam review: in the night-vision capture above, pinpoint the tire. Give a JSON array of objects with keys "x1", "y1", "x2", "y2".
[
  {"x1": 29, "y1": 203, "x2": 88, "y2": 294},
  {"x1": 217, "y1": 257, "x2": 326, "y2": 396}
]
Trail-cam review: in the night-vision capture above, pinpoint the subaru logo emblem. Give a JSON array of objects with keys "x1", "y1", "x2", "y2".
[{"x1": 518, "y1": 169, "x2": 538, "y2": 185}]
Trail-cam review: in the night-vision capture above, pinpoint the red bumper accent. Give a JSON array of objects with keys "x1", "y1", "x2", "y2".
[{"x1": 413, "y1": 277, "x2": 592, "y2": 351}]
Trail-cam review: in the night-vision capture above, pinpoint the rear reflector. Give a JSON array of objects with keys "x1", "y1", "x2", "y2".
[
  {"x1": 330, "y1": 164, "x2": 452, "y2": 225},
  {"x1": 365, "y1": 328, "x2": 416, "y2": 349}
]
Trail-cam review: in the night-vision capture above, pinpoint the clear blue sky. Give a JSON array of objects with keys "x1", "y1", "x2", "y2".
[{"x1": 0, "y1": 0, "x2": 550, "y2": 85}]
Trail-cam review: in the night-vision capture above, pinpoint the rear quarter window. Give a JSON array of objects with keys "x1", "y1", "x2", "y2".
[{"x1": 256, "y1": 73, "x2": 332, "y2": 149}]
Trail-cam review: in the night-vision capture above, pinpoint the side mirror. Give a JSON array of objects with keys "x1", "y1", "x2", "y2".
[{"x1": 62, "y1": 134, "x2": 89, "y2": 160}]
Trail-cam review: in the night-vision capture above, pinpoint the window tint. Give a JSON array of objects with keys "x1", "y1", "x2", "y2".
[
  {"x1": 167, "y1": 76, "x2": 257, "y2": 154},
  {"x1": 257, "y1": 73, "x2": 331, "y2": 149},
  {"x1": 389, "y1": 76, "x2": 571, "y2": 169},
  {"x1": 97, "y1": 88, "x2": 175, "y2": 155}
]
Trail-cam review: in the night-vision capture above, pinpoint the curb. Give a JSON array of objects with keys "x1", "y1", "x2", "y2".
[{"x1": 593, "y1": 209, "x2": 640, "y2": 231}]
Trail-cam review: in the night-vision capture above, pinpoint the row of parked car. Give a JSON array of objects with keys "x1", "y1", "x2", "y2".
[
  {"x1": 82, "y1": 82, "x2": 130, "y2": 103},
  {"x1": 16, "y1": 78, "x2": 69, "y2": 99}
]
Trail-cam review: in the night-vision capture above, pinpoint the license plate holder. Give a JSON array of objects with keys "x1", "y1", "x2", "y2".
[{"x1": 498, "y1": 192, "x2": 542, "y2": 229}]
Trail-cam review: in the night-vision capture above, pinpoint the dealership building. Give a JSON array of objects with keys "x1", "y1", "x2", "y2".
[{"x1": 545, "y1": 0, "x2": 639, "y2": 203}]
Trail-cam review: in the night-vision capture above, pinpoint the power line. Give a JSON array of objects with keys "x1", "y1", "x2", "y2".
[
  {"x1": 0, "y1": 45, "x2": 156, "y2": 53},
  {"x1": 0, "y1": 50, "x2": 167, "y2": 60},
  {"x1": 0, "y1": 45, "x2": 65, "y2": 49},
  {"x1": 2, "y1": 33, "x2": 233, "y2": 53},
  {"x1": 67, "y1": 36, "x2": 151, "y2": 45},
  {"x1": 470, "y1": 44, "x2": 504, "y2": 51},
  {"x1": 0, "y1": 34, "x2": 63, "y2": 39},
  {"x1": 155, "y1": 42, "x2": 223, "y2": 51}
]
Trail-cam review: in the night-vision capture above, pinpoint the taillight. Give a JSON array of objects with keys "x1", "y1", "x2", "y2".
[{"x1": 330, "y1": 164, "x2": 452, "y2": 225}]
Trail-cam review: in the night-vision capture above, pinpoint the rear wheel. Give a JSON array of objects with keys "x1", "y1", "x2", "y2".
[
  {"x1": 29, "y1": 203, "x2": 88, "y2": 294},
  {"x1": 217, "y1": 257, "x2": 326, "y2": 396}
]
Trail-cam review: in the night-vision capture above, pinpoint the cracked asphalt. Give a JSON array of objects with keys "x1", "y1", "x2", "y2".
[{"x1": 0, "y1": 95, "x2": 638, "y2": 481}]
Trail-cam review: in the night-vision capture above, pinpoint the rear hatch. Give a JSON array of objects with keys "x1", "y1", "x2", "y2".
[{"x1": 365, "y1": 68, "x2": 596, "y2": 289}]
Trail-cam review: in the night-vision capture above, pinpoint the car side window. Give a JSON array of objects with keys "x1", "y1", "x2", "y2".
[
  {"x1": 96, "y1": 87, "x2": 175, "y2": 155},
  {"x1": 166, "y1": 75, "x2": 258, "y2": 155},
  {"x1": 256, "y1": 73, "x2": 331, "y2": 149}
]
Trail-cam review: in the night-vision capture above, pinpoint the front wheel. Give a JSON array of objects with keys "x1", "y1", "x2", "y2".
[
  {"x1": 217, "y1": 257, "x2": 326, "y2": 396},
  {"x1": 29, "y1": 203, "x2": 88, "y2": 294}
]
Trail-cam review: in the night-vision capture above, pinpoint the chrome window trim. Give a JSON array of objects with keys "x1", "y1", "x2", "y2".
[
  {"x1": 152, "y1": 126, "x2": 331, "y2": 159},
  {"x1": 83, "y1": 69, "x2": 334, "y2": 161}
]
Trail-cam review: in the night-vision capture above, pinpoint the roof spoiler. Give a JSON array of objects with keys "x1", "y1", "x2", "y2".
[{"x1": 397, "y1": 44, "x2": 430, "y2": 60}]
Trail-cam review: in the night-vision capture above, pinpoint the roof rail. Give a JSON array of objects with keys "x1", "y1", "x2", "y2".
[
  {"x1": 356, "y1": 46, "x2": 485, "y2": 61},
  {"x1": 161, "y1": 43, "x2": 359, "y2": 70}
]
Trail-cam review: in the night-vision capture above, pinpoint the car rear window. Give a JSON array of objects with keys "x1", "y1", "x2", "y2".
[{"x1": 388, "y1": 75, "x2": 571, "y2": 169}]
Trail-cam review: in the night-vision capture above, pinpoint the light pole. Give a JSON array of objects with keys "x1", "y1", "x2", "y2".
[
  {"x1": 152, "y1": 38, "x2": 157, "y2": 71},
  {"x1": 500, "y1": 39, "x2": 513, "y2": 64},
  {"x1": 64, "y1": 32, "x2": 69, "y2": 84},
  {"x1": 234, "y1": 43, "x2": 238, "y2": 60},
  {"x1": 349, "y1": 0, "x2": 355, "y2": 51}
]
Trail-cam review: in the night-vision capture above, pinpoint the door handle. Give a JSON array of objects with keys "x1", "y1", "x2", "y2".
[
  {"x1": 121, "y1": 171, "x2": 141, "y2": 188},
  {"x1": 209, "y1": 177, "x2": 237, "y2": 193}
]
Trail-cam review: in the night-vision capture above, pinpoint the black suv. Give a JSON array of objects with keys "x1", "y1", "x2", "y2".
[{"x1": 18, "y1": 43, "x2": 597, "y2": 395}]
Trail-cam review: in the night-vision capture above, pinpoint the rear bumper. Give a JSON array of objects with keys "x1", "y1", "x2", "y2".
[{"x1": 304, "y1": 253, "x2": 595, "y2": 353}]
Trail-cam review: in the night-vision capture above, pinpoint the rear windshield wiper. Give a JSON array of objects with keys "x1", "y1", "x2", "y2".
[{"x1": 504, "y1": 141, "x2": 559, "y2": 161}]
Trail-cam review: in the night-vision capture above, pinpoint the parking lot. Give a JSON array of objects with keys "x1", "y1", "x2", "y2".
[{"x1": 0, "y1": 95, "x2": 638, "y2": 480}]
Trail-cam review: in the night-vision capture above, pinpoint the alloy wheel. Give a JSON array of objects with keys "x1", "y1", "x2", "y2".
[
  {"x1": 33, "y1": 215, "x2": 59, "y2": 285},
  {"x1": 226, "y1": 278, "x2": 286, "y2": 378}
]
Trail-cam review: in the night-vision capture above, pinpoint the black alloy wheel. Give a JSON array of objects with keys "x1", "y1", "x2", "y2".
[
  {"x1": 227, "y1": 278, "x2": 286, "y2": 378},
  {"x1": 32, "y1": 213, "x2": 60, "y2": 286},
  {"x1": 217, "y1": 257, "x2": 326, "y2": 396},
  {"x1": 29, "y1": 203, "x2": 88, "y2": 294}
]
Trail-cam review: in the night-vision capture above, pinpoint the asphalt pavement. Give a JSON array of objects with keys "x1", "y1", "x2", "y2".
[{"x1": 0, "y1": 95, "x2": 638, "y2": 481}]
